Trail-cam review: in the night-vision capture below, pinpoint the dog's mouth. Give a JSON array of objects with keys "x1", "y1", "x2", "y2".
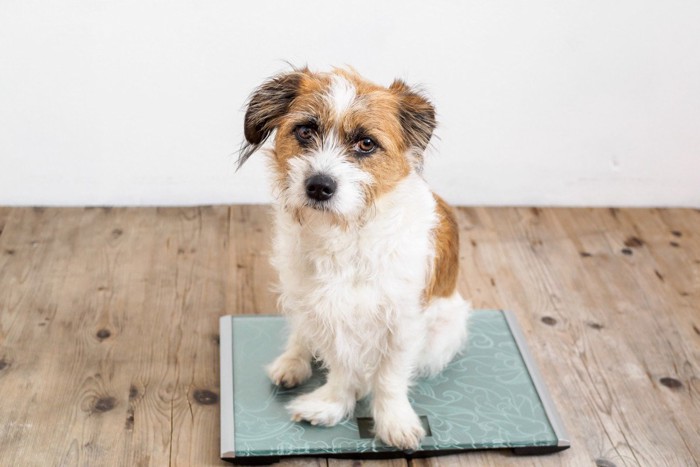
[{"x1": 304, "y1": 200, "x2": 333, "y2": 212}]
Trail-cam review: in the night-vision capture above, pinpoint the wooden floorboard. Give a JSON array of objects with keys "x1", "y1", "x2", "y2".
[{"x1": 0, "y1": 206, "x2": 698, "y2": 466}]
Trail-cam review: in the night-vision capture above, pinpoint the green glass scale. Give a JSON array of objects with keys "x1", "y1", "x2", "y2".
[{"x1": 219, "y1": 310, "x2": 570, "y2": 464}]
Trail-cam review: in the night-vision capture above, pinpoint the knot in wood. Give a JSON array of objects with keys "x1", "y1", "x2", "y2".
[{"x1": 93, "y1": 396, "x2": 117, "y2": 413}]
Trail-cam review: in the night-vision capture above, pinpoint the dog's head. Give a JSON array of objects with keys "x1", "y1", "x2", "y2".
[{"x1": 239, "y1": 67, "x2": 436, "y2": 222}]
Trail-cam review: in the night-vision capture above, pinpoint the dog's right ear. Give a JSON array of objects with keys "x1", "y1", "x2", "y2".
[{"x1": 238, "y1": 71, "x2": 303, "y2": 169}]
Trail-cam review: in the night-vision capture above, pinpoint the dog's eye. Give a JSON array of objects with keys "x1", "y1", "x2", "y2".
[
  {"x1": 355, "y1": 138, "x2": 377, "y2": 155},
  {"x1": 294, "y1": 125, "x2": 315, "y2": 143}
]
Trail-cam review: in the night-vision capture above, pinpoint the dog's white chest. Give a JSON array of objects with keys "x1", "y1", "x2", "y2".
[{"x1": 275, "y1": 183, "x2": 436, "y2": 325}]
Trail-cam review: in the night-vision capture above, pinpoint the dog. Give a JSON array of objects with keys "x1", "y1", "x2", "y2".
[{"x1": 238, "y1": 67, "x2": 470, "y2": 450}]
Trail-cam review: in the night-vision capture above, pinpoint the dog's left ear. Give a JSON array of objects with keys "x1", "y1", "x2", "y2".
[
  {"x1": 238, "y1": 71, "x2": 303, "y2": 169},
  {"x1": 390, "y1": 79, "x2": 437, "y2": 155}
]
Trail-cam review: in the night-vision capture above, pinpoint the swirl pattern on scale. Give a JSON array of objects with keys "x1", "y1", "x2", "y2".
[{"x1": 229, "y1": 311, "x2": 557, "y2": 456}]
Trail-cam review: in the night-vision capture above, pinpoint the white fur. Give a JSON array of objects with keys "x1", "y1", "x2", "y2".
[
  {"x1": 284, "y1": 132, "x2": 372, "y2": 217},
  {"x1": 326, "y1": 76, "x2": 356, "y2": 118},
  {"x1": 266, "y1": 168, "x2": 470, "y2": 450}
]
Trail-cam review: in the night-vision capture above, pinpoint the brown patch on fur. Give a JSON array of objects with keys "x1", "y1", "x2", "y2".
[{"x1": 424, "y1": 195, "x2": 459, "y2": 302}]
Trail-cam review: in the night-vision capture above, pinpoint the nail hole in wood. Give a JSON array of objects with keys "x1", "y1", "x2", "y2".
[
  {"x1": 541, "y1": 316, "x2": 557, "y2": 326},
  {"x1": 193, "y1": 389, "x2": 219, "y2": 405},
  {"x1": 624, "y1": 236, "x2": 644, "y2": 248},
  {"x1": 659, "y1": 377, "x2": 683, "y2": 389},
  {"x1": 125, "y1": 408, "x2": 135, "y2": 430}
]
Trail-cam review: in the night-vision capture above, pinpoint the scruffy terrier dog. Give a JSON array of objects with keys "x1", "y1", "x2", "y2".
[{"x1": 238, "y1": 67, "x2": 469, "y2": 450}]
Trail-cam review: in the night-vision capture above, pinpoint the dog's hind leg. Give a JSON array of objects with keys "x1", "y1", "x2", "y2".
[{"x1": 416, "y1": 292, "x2": 470, "y2": 377}]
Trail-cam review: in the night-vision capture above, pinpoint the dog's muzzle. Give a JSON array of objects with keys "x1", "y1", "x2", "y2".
[{"x1": 305, "y1": 174, "x2": 337, "y2": 202}]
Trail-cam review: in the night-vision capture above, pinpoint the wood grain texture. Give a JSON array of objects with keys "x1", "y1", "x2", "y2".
[{"x1": 0, "y1": 206, "x2": 698, "y2": 466}]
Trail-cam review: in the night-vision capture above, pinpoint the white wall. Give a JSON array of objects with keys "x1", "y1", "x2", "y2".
[{"x1": 1, "y1": 0, "x2": 699, "y2": 207}]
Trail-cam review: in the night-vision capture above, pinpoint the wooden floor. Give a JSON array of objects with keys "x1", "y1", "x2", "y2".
[{"x1": 0, "y1": 205, "x2": 698, "y2": 467}]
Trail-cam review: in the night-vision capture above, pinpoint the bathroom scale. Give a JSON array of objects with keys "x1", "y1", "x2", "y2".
[{"x1": 219, "y1": 310, "x2": 570, "y2": 464}]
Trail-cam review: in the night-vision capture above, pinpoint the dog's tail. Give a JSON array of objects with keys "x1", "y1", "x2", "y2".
[{"x1": 416, "y1": 292, "x2": 471, "y2": 377}]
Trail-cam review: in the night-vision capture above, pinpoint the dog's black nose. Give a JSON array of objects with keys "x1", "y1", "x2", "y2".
[{"x1": 305, "y1": 174, "x2": 337, "y2": 201}]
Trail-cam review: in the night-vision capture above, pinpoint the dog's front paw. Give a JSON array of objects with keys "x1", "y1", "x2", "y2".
[
  {"x1": 374, "y1": 406, "x2": 425, "y2": 450},
  {"x1": 266, "y1": 353, "x2": 312, "y2": 388},
  {"x1": 287, "y1": 389, "x2": 353, "y2": 427}
]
